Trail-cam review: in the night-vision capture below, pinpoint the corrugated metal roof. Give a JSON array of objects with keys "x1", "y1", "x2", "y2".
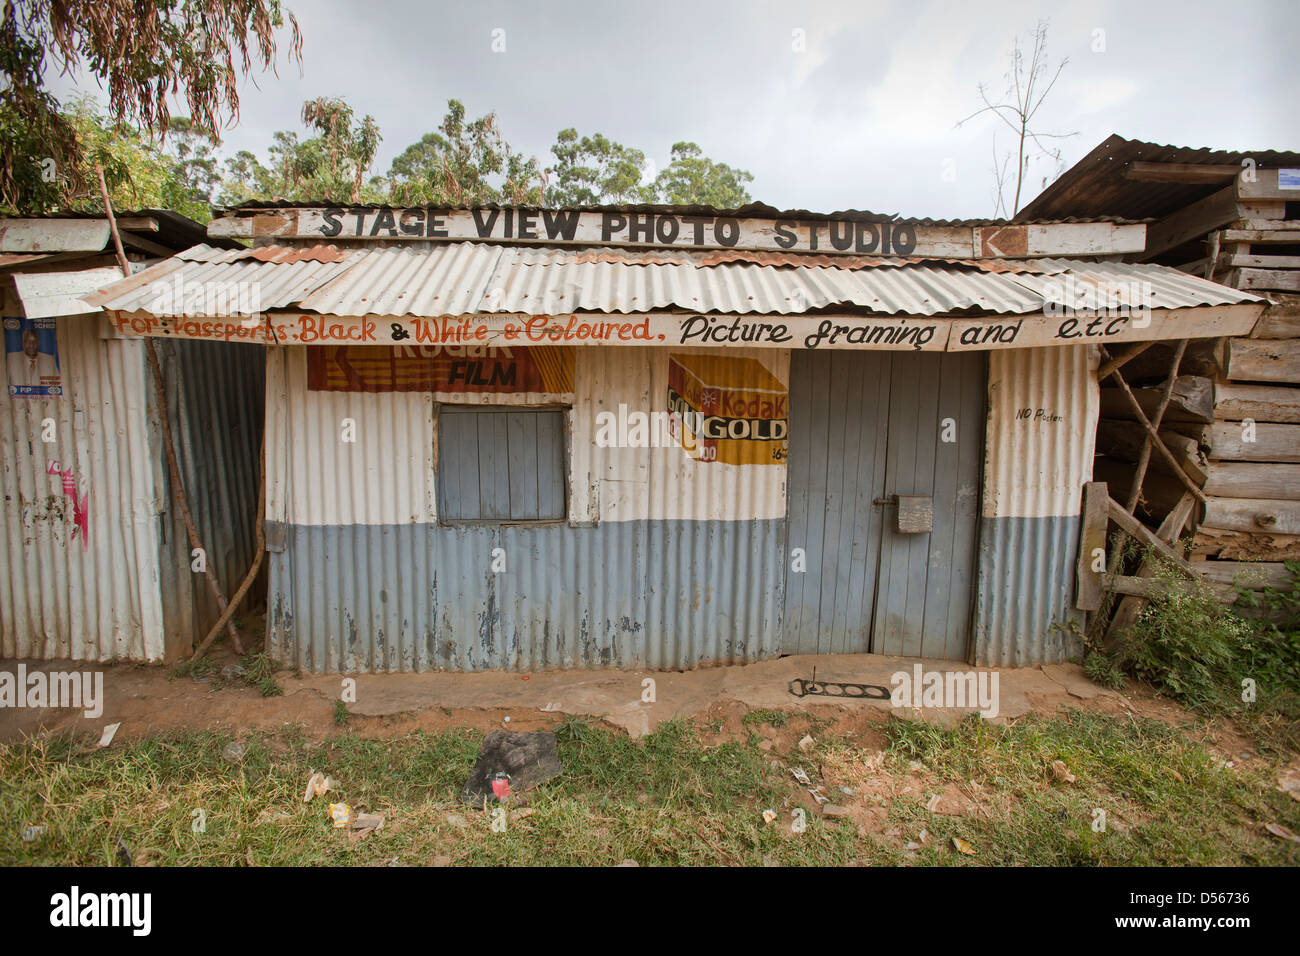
[
  {"x1": 91, "y1": 241, "x2": 1263, "y2": 319},
  {"x1": 1017, "y1": 134, "x2": 1300, "y2": 223},
  {"x1": 11, "y1": 266, "x2": 125, "y2": 317},
  {"x1": 85, "y1": 244, "x2": 364, "y2": 312}
]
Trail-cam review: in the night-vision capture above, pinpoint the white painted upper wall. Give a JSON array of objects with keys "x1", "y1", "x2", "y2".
[{"x1": 267, "y1": 345, "x2": 789, "y2": 527}]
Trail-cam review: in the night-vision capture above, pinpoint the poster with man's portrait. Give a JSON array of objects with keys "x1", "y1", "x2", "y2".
[{"x1": 4, "y1": 316, "x2": 62, "y2": 398}]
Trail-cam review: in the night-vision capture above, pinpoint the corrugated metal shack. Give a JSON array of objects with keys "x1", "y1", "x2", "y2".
[
  {"x1": 0, "y1": 213, "x2": 262, "y2": 662},
  {"x1": 86, "y1": 202, "x2": 1266, "y2": 669}
]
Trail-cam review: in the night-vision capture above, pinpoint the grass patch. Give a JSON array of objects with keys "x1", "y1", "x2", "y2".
[
  {"x1": 1096, "y1": 557, "x2": 1300, "y2": 754},
  {"x1": 875, "y1": 710, "x2": 1299, "y2": 866},
  {"x1": 2, "y1": 708, "x2": 1296, "y2": 867},
  {"x1": 0, "y1": 718, "x2": 859, "y2": 867}
]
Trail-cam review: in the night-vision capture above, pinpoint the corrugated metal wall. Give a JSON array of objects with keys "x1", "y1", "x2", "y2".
[
  {"x1": 266, "y1": 345, "x2": 787, "y2": 671},
  {"x1": 154, "y1": 338, "x2": 264, "y2": 650},
  {"x1": 1, "y1": 308, "x2": 166, "y2": 660},
  {"x1": 972, "y1": 345, "x2": 1099, "y2": 666}
]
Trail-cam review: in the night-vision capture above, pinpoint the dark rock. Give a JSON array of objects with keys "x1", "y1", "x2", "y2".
[{"x1": 460, "y1": 731, "x2": 562, "y2": 806}]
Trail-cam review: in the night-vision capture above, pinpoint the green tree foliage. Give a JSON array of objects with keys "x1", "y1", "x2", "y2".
[
  {"x1": 546, "y1": 129, "x2": 653, "y2": 206},
  {"x1": 651, "y1": 142, "x2": 753, "y2": 207},
  {"x1": 385, "y1": 99, "x2": 544, "y2": 206},
  {"x1": 0, "y1": 0, "x2": 301, "y2": 214}
]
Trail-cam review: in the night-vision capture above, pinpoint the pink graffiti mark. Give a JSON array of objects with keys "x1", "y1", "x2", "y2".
[{"x1": 46, "y1": 460, "x2": 89, "y2": 550}]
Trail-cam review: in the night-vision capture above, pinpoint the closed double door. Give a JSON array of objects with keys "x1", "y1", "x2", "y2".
[{"x1": 783, "y1": 350, "x2": 984, "y2": 660}]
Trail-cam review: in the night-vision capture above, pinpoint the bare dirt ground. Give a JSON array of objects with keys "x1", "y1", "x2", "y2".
[{"x1": 0, "y1": 632, "x2": 1263, "y2": 767}]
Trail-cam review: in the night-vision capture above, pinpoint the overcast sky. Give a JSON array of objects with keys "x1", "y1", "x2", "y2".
[{"x1": 46, "y1": 0, "x2": 1300, "y2": 219}]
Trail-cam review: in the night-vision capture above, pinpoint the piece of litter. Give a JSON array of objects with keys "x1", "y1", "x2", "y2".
[
  {"x1": 903, "y1": 841, "x2": 921, "y2": 852},
  {"x1": 840, "y1": 787, "x2": 855, "y2": 796},
  {"x1": 491, "y1": 771, "x2": 512, "y2": 802},
  {"x1": 789, "y1": 766, "x2": 812, "y2": 786},
  {"x1": 821, "y1": 804, "x2": 850, "y2": 818},
  {"x1": 98, "y1": 722, "x2": 120, "y2": 748},
  {"x1": 220, "y1": 664, "x2": 247, "y2": 680},
  {"x1": 254, "y1": 809, "x2": 290, "y2": 825},
  {"x1": 762, "y1": 809, "x2": 778, "y2": 824},
  {"x1": 1050, "y1": 760, "x2": 1076, "y2": 784},
  {"x1": 806, "y1": 787, "x2": 829, "y2": 805},
  {"x1": 115, "y1": 835, "x2": 132, "y2": 867},
  {"x1": 222, "y1": 741, "x2": 246, "y2": 762},
  {"x1": 540, "y1": 702, "x2": 562, "y2": 712},
  {"x1": 797, "y1": 734, "x2": 815, "y2": 752},
  {"x1": 302, "y1": 772, "x2": 338, "y2": 803},
  {"x1": 329, "y1": 803, "x2": 351, "y2": 829},
  {"x1": 1264, "y1": 822, "x2": 1300, "y2": 844},
  {"x1": 925, "y1": 794, "x2": 942, "y2": 812},
  {"x1": 503, "y1": 716, "x2": 511, "y2": 724},
  {"x1": 951, "y1": 836, "x2": 976, "y2": 856},
  {"x1": 351, "y1": 813, "x2": 384, "y2": 831},
  {"x1": 21, "y1": 825, "x2": 45, "y2": 843}
]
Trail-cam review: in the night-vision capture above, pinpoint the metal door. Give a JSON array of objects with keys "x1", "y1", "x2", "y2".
[{"x1": 783, "y1": 350, "x2": 984, "y2": 659}]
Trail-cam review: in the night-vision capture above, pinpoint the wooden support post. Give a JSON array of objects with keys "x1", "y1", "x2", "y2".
[
  {"x1": 1102, "y1": 360, "x2": 1208, "y2": 504},
  {"x1": 1125, "y1": 339, "x2": 1190, "y2": 514}
]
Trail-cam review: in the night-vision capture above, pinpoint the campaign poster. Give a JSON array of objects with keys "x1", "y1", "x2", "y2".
[{"x1": 4, "y1": 316, "x2": 62, "y2": 398}]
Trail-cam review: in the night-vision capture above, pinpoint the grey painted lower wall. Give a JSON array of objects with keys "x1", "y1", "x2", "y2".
[
  {"x1": 269, "y1": 513, "x2": 1086, "y2": 672},
  {"x1": 268, "y1": 518, "x2": 786, "y2": 672},
  {"x1": 972, "y1": 514, "x2": 1084, "y2": 667}
]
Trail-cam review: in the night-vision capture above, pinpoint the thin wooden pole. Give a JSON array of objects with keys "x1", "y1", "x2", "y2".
[
  {"x1": 96, "y1": 165, "x2": 244, "y2": 656},
  {"x1": 1103, "y1": 364, "x2": 1208, "y2": 504},
  {"x1": 1125, "y1": 339, "x2": 1189, "y2": 513}
]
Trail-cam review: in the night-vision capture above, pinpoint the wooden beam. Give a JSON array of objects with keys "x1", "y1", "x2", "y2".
[
  {"x1": 1108, "y1": 496, "x2": 1201, "y2": 574},
  {"x1": 115, "y1": 216, "x2": 160, "y2": 232},
  {"x1": 1253, "y1": 301, "x2": 1300, "y2": 339},
  {"x1": 1220, "y1": 229, "x2": 1300, "y2": 244},
  {"x1": 1103, "y1": 573, "x2": 1238, "y2": 603},
  {"x1": 1142, "y1": 185, "x2": 1240, "y2": 259},
  {"x1": 1215, "y1": 382, "x2": 1300, "y2": 423},
  {"x1": 1077, "y1": 481, "x2": 1109, "y2": 611},
  {"x1": 1237, "y1": 167, "x2": 1300, "y2": 201},
  {"x1": 1204, "y1": 462, "x2": 1300, "y2": 500},
  {"x1": 1225, "y1": 338, "x2": 1300, "y2": 384},
  {"x1": 1208, "y1": 421, "x2": 1300, "y2": 462},
  {"x1": 1228, "y1": 269, "x2": 1300, "y2": 293},
  {"x1": 1124, "y1": 162, "x2": 1241, "y2": 184},
  {"x1": 1100, "y1": 375, "x2": 1215, "y2": 424},
  {"x1": 1202, "y1": 496, "x2": 1300, "y2": 534},
  {"x1": 1193, "y1": 527, "x2": 1300, "y2": 561},
  {"x1": 118, "y1": 231, "x2": 173, "y2": 258},
  {"x1": 1193, "y1": 560, "x2": 1295, "y2": 590}
]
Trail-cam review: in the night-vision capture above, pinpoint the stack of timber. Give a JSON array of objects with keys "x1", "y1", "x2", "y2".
[
  {"x1": 1192, "y1": 293, "x2": 1300, "y2": 586},
  {"x1": 1094, "y1": 297, "x2": 1300, "y2": 600}
]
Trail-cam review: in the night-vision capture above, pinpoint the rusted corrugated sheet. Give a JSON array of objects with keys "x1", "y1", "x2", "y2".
[
  {"x1": 1, "y1": 316, "x2": 166, "y2": 661},
  {"x1": 1018, "y1": 134, "x2": 1300, "y2": 223},
  {"x1": 973, "y1": 345, "x2": 1099, "y2": 667},
  {"x1": 85, "y1": 244, "x2": 362, "y2": 313},
  {"x1": 96, "y1": 240, "x2": 1259, "y2": 321}
]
